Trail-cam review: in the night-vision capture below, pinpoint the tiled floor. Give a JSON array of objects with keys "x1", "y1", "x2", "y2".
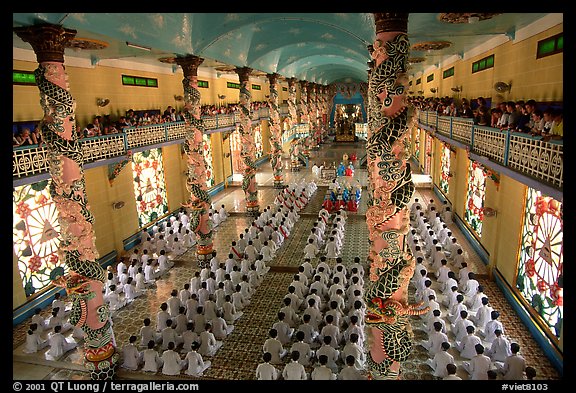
[{"x1": 13, "y1": 139, "x2": 561, "y2": 380}]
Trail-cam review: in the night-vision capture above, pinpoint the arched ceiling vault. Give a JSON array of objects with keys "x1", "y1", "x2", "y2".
[{"x1": 13, "y1": 13, "x2": 559, "y2": 85}]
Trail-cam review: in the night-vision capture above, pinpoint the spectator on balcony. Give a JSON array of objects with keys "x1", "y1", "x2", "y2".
[
  {"x1": 550, "y1": 109, "x2": 563, "y2": 140},
  {"x1": 117, "y1": 117, "x2": 131, "y2": 130},
  {"x1": 513, "y1": 103, "x2": 531, "y2": 133},
  {"x1": 506, "y1": 101, "x2": 521, "y2": 130},
  {"x1": 93, "y1": 116, "x2": 103, "y2": 134},
  {"x1": 491, "y1": 108, "x2": 503, "y2": 128},
  {"x1": 460, "y1": 101, "x2": 474, "y2": 118},
  {"x1": 126, "y1": 109, "x2": 137, "y2": 124},
  {"x1": 474, "y1": 106, "x2": 491, "y2": 126},
  {"x1": 524, "y1": 99, "x2": 537, "y2": 130},
  {"x1": 542, "y1": 107, "x2": 555, "y2": 136},
  {"x1": 529, "y1": 109, "x2": 545, "y2": 136},
  {"x1": 27, "y1": 126, "x2": 41, "y2": 146},
  {"x1": 83, "y1": 123, "x2": 98, "y2": 138},
  {"x1": 474, "y1": 97, "x2": 488, "y2": 116},
  {"x1": 14, "y1": 127, "x2": 35, "y2": 146}
]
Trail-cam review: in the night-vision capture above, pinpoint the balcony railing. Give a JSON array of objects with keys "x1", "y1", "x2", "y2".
[
  {"x1": 13, "y1": 110, "x2": 302, "y2": 181},
  {"x1": 417, "y1": 110, "x2": 563, "y2": 189}
]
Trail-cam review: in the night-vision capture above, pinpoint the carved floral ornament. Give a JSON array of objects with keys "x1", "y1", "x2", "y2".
[
  {"x1": 438, "y1": 13, "x2": 502, "y2": 24},
  {"x1": 411, "y1": 41, "x2": 452, "y2": 51},
  {"x1": 67, "y1": 37, "x2": 108, "y2": 51}
]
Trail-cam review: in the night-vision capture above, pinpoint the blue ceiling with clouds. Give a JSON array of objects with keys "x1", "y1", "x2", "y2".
[{"x1": 13, "y1": 13, "x2": 555, "y2": 84}]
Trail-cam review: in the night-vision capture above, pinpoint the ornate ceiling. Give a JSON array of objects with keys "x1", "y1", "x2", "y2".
[{"x1": 13, "y1": 13, "x2": 558, "y2": 84}]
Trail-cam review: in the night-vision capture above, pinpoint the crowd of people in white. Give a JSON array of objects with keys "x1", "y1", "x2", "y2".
[
  {"x1": 113, "y1": 179, "x2": 318, "y2": 376},
  {"x1": 255, "y1": 201, "x2": 370, "y2": 380},
  {"x1": 410, "y1": 197, "x2": 534, "y2": 380},
  {"x1": 20, "y1": 186, "x2": 535, "y2": 380}
]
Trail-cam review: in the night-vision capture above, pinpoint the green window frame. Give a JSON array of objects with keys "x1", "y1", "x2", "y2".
[
  {"x1": 472, "y1": 54, "x2": 494, "y2": 74},
  {"x1": 416, "y1": 78, "x2": 421, "y2": 85},
  {"x1": 252, "y1": 84, "x2": 261, "y2": 90},
  {"x1": 426, "y1": 74, "x2": 434, "y2": 83},
  {"x1": 227, "y1": 82, "x2": 241, "y2": 89},
  {"x1": 122, "y1": 74, "x2": 158, "y2": 88},
  {"x1": 13, "y1": 70, "x2": 36, "y2": 86},
  {"x1": 443, "y1": 67, "x2": 454, "y2": 79},
  {"x1": 537, "y1": 33, "x2": 563, "y2": 59},
  {"x1": 198, "y1": 80, "x2": 209, "y2": 88}
]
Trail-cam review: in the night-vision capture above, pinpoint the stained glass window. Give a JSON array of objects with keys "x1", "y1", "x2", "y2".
[
  {"x1": 424, "y1": 133, "x2": 433, "y2": 175},
  {"x1": 13, "y1": 180, "x2": 67, "y2": 297},
  {"x1": 464, "y1": 160, "x2": 487, "y2": 236},
  {"x1": 132, "y1": 148, "x2": 168, "y2": 228},
  {"x1": 516, "y1": 188, "x2": 563, "y2": 339},
  {"x1": 440, "y1": 144, "x2": 451, "y2": 195},
  {"x1": 203, "y1": 133, "x2": 215, "y2": 188},
  {"x1": 229, "y1": 127, "x2": 242, "y2": 175},
  {"x1": 254, "y1": 125, "x2": 263, "y2": 160},
  {"x1": 414, "y1": 127, "x2": 421, "y2": 162}
]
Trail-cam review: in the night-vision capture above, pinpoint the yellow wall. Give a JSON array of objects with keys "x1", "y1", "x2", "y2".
[
  {"x1": 491, "y1": 176, "x2": 527, "y2": 281},
  {"x1": 260, "y1": 120, "x2": 271, "y2": 156},
  {"x1": 13, "y1": 59, "x2": 274, "y2": 125},
  {"x1": 163, "y1": 144, "x2": 186, "y2": 213},
  {"x1": 414, "y1": 24, "x2": 563, "y2": 103},
  {"x1": 13, "y1": 249, "x2": 26, "y2": 309}
]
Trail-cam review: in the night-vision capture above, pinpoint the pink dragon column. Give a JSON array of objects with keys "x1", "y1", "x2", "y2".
[
  {"x1": 287, "y1": 78, "x2": 298, "y2": 129},
  {"x1": 175, "y1": 55, "x2": 214, "y2": 266},
  {"x1": 236, "y1": 67, "x2": 259, "y2": 215},
  {"x1": 310, "y1": 84, "x2": 322, "y2": 147},
  {"x1": 14, "y1": 24, "x2": 119, "y2": 379},
  {"x1": 363, "y1": 13, "x2": 428, "y2": 380},
  {"x1": 267, "y1": 73, "x2": 285, "y2": 189}
]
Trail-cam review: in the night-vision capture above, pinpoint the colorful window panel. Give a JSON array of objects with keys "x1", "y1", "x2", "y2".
[
  {"x1": 440, "y1": 144, "x2": 451, "y2": 195},
  {"x1": 464, "y1": 160, "x2": 487, "y2": 236},
  {"x1": 203, "y1": 133, "x2": 215, "y2": 188},
  {"x1": 414, "y1": 127, "x2": 421, "y2": 162},
  {"x1": 132, "y1": 148, "x2": 169, "y2": 228},
  {"x1": 230, "y1": 126, "x2": 244, "y2": 174},
  {"x1": 13, "y1": 180, "x2": 67, "y2": 297},
  {"x1": 254, "y1": 125, "x2": 263, "y2": 160},
  {"x1": 424, "y1": 133, "x2": 433, "y2": 174},
  {"x1": 516, "y1": 188, "x2": 563, "y2": 339}
]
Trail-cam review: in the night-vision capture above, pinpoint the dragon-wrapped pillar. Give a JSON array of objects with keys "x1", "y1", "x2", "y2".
[
  {"x1": 287, "y1": 78, "x2": 298, "y2": 129},
  {"x1": 363, "y1": 13, "x2": 428, "y2": 380},
  {"x1": 236, "y1": 67, "x2": 259, "y2": 215},
  {"x1": 14, "y1": 24, "x2": 119, "y2": 380},
  {"x1": 267, "y1": 73, "x2": 285, "y2": 188},
  {"x1": 175, "y1": 55, "x2": 214, "y2": 266}
]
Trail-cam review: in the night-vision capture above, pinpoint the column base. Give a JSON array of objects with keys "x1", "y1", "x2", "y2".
[
  {"x1": 196, "y1": 251, "x2": 211, "y2": 268},
  {"x1": 245, "y1": 205, "x2": 260, "y2": 216}
]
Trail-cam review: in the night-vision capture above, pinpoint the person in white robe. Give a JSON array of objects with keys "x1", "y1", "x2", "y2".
[
  {"x1": 141, "y1": 341, "x2": 163, "y2": 373},
  {"x1": 121, "y1": 335, "x2": 143, "y2": 370},
  {"x1": 427, "y1": 341, "x2": 455, "y2": 378},
  {"x1": 47, "y1": 325, "x2": 77, "y2": 358},
  {"x1": 22, "y1": 324, "x2": 49, "y2": 354},
  {"x1": 161, "y1": 342, "x2": 185, "y2": 376},
  {"x1": 198, "y1": 323, "x2": 223, "y2": 357},
  {"x1": 184, "y1": 341, "x2": 211, "y2": 377}
]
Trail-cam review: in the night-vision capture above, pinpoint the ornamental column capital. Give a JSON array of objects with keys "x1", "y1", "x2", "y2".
[
  {"x1": 235, "y1": 67, "x2": 252, "y2": 83},
  {"x1": 14, "y1": 23, "x2": 77, "y2": 64},
  {"x1": 175, "y1": 55, "x2": 204, "y2": 77}
]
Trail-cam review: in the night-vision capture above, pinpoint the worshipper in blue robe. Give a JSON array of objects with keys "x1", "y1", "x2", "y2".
[{"x1": 337, "y1": 162, "x2": 346, "y2": 177}]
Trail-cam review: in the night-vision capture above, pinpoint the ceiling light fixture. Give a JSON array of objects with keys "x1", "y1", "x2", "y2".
[{"x1": 126, "y1": 41, "x2": 151, "y2": 51}]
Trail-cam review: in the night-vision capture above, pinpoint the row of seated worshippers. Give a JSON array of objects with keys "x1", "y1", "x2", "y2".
[
  {"x1": 303, "y1": 207, "x2": 348, "y2": 260},
  {"x1": 101, "y1": 205, "x2": 228, "y2": 315},
  {"x1": 409, "y1": 197, "x2": 530, "y2": 380},
  {"x1": 22, "y1": 292, "x2": 84, "y2": 359},
  {"x1": 119, "y1": 181, "x2": 317, "y2": 376},
  {"x1": 256, "y1": 203, "x2": 369, "y2": 380}
]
